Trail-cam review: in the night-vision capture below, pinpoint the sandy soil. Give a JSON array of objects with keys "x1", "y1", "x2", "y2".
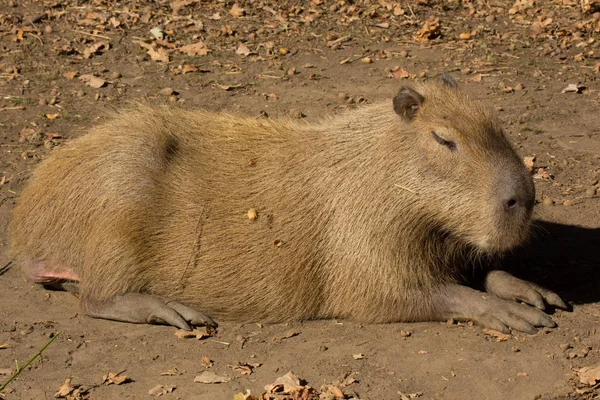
[{"x1": 1, "y1": 1, "x2": 600, "y2": 399}]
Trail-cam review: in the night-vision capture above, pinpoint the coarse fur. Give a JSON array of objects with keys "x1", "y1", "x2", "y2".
[{"x1": 9, "y1": 80, "x2": 540, "y2": 325}]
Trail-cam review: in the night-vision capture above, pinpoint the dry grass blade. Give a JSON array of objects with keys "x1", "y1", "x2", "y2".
[{"x1": 0, "y1": 332, "x2": 61, "y2": 391}]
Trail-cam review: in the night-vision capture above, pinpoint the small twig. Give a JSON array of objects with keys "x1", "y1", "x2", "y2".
[
  {"x1": 394, "y1": 184, "x2": 418, "y2": 194},
  {"x1": 406, "y1": 2, "x2": 417, "y2": 18},
  {"x1": 0, "y1": 332, "x2": 61, "y2": 391},
  {"x1": 70, "y1": 30, "x2": 111, "y2": 40},
  {"x1": 0, "y1": 261, "x2": 12, "y2": 276}
]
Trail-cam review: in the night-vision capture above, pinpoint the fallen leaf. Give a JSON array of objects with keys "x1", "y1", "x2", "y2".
[
  {"x1": 264, "y1": 371, "x2": 302, "y2": 394},
  {"x1": 230, "y1": 362, "x2": 262, "y2": 375},
  {"x1": 273, "y1": 330, "x2": 300, "y2": 341},
  {"x1": 233, "y1": 390, "x2": 254, "y2": 400},
  {"x1": 561, "y1": 83, "x2": 586, "y2": 94},
  {"x1": 148, "y1": 384, "x2": 175, "y2": 397},
  {"x1": 417, "y1": 350, "x2": 428, "y2": 355},
  {"x1": 54, "y1": 378, "x2": 75, "y2": 398},
  {"x1": 63, "y1": 71, "x2": 78, "y2": 80},
  {"x1": 194, "y1": 371, "x2": 230, "y2": 384},
  {"x1": 218, "y1": 83, "x2": 244, "y2": 91},
  {"x1": 82, "y1": 41, "x2": 109, "y2": 59},
  {"x1": 523, "y1": 156, "x2": 536, "y2": 172},
  {"x1": 248, "y1": 208, "x2": 258, "y2": 220},
  {"x1": 182, "y1": 64, "x2": 198, "y2": 74},
  {"x1": 533, "y1": 167, "x2": 552, "y2": 180},
  {"x1": 576, "y1": 365, "x2": 600, "y2": 385},
  {"x1": 179, "y1": 42, "x2": 209, "y2": 56},
  {"x1": 45, "y1": 113, "x2": 59, "y2": 120},
  {"x1": 201, "y1": 356, "x2": 214, "y2": 368},
  {"x1": 102, "y1": 372, "x2": 131, "y2": 385},
  {"x1": 236, "y1": 43, "x2": 251, "y2": 57},
  {"x1": 483, "y1": 328, "x2": 511, "y2": 342},
  {"x1": 414, "y1": 16, "x2": 441, "y2": 41},
  {"x1": 230, "y1": 3, "x2": 245, "y2": 17},
  {"x1": 160, "y1": 368, "x2": 180, "y2": 376},
  {"x1": 79, "y1": 74, "x2": 106, "y2": 88}
]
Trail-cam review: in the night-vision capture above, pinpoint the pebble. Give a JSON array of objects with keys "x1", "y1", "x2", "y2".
[
  {"x1": 289, "y1": 108, "x2": 304, "y2": 119},
  {"x1": 559, "y1": 343, "x2": 572, "y2": 351},
  {"x1": 399, "y1": 330, "x2": 412, "y2": 337},
  {"x1": 511, "y1": 346, "x2": 520, "y2": 353},
  {"x1": 459, "y1": 33, "x2": 471, "y2": 40},
  {"x1": 159, "y1": 87, "x2": 174, "y2": 96},
  {"x1": 485, "y1": 15, "x2": 496, "y2": 23},
  {"x1": 38, "y1": 98, "x2": 46, "y2": 106},
  {"x1": 110, "y1": 72, "x2": 121, "y2": 79},
  {"x1": 76, "y1": 90, "x2": 85, "y2": 97},
  {"x1": 542, "y1": 197, "x2": 554, "y2": 206},
  {"x1": 48, "y1": 96, "x2": 56, "y2": 105},
  {"x1": 44, "y1": 25, "x2": 52, "y2": 34},
  {"x1": 563, "y1": 199, "x2": 573, "y2": 207},
  {"x1": 319, "y1": 345, "x2": 328, "y2": 352},
  {"x1": 338, "y1": 92, "x2": 348, "y2": 100},
  {"x1": 514, "y1": 83, "x2": 524, "y2": 91},
  {"x1": 169, "y1": 95, "x2": 178, "y2": 102},
  {"x1": 585, "y1": 187, "x2": 596, "y2": 198}
]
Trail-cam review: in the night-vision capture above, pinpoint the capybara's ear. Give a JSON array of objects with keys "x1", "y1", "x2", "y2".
[
  {"x1": 393, "y1": 87, "x2": 424, "y2": 121},
  {"x1": 441, "y1": 73, "x2": 458, "y2": 89}
]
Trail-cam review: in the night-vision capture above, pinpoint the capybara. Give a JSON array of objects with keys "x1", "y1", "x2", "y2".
[{"x1": 9, "y1": 75, "x2": 566, "y2": 334}]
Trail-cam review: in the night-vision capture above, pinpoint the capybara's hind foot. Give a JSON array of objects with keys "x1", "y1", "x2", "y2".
[{"x1": 83, "y1": 293, "x2": 217, "y2": 331}]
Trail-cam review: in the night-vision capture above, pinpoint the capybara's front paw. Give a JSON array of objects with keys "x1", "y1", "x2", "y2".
[
  {"x1": 84, "y1": 293, "x2": 217, "y2": 331},
  {"x1": 485, "y1": 270, "x2": 567, "y2": 311}
]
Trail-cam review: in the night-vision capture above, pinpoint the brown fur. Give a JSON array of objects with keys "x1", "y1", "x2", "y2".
[{"x1": 9, "y1": 80, "x2": 535, "y2": 324}]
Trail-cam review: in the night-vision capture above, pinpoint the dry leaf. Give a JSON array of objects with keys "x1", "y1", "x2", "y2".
[
  {"x1": 561, "y1": 83, "x2": 586, "y2": 93},
  {"x1": 576, "y1": 366, "x2": 600, "y2": 385},
  {"x1": 160, "y1": 368, "x2": 180, "y2": 376},
  {"x1": 54, "y1": 378, "x2": 74, "y2": 398},
  {"x1": 63, "y1": 71, "x2": 78, "y2": 80},
  {"x1": 523, "y1": 156, "x2": 535, "y2": 172},
  {"x1": 179, "y1": 42, "x2": 209, "y2": 56},
  {"x1": 264, "y1": 371, "x2": 302, "y2": 394},
  {"x1": 417, "y1": 350, "x2": 428, "y2": 355},
  {"x1": 148, "y1": 384, "x2": 175, "y2": 397},
  {"x1": 201, "y1": 356, "x2": 213, "y2": 368},
  {"x1": 414, "y1": 16, "x2": 441, "y2": 41},
  {"x1": 79, "y1": 74, "x2": 106, "y2": 88},
  {"x1": 182, "y1": 64, "x2": 198, "y2": 74},
  {"x1": 102, "y1": 372, "x2": 131, "y2": 385},
  {"x1": 483, "y1": 328, "x2": 511, "y2": 342},
  {"x1": 82, "y1": 42, "x2": 109, "y2": 59},
  {"x1": 45, "y1": 113, "x2": 59, "y2": 120},
  {"x1": 230, "y1": 3, "x2": 245, "y2": 17},
  {"x1": 248, "y1": 208, "x2": 258, "y2": 221},
  {"x1": 134, "y1": 40, "x2": 170, "y2": 62},
  {"x1": 273, "y1": 330, "x2": 300, "y2": 341},
  {"x1": 230, "y1": 362, "x2": 262, "y2": 375},
  {"x1": 236, "y1": 43, "x2": 251, "y2": 56},
  {"x1": 194, "y1": 371, "x2": 230, "y2": 384}
]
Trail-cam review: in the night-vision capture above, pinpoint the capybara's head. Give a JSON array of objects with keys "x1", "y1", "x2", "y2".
[{"x1": 391, "y1": 75, "x2": 534, "y2": 254}]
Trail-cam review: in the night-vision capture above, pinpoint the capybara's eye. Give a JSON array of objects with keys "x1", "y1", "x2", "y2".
[{"x1": 431, "y1": 132, "x2": 457, "y2": 151}]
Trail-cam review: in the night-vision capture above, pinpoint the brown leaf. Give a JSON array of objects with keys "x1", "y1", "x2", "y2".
[
  {"x1": 193, "y1": 371, "x2": 230, "y2": 384},
  {"x1": 201, "y1": 356, "x2": 213, "y2": 368},
  {"x1": 264, "y1": 371, "x2": 302, "y2": 394},
  {"x1": 45, "y1": 113, "x2": 59, "y2": 120},
  {"x1": 148, "y1": 384, "x2": 175, "y2": 397},
  {"x1": 414, "y1": 16, "x2": 441, "y2": 41},
  {"x1": 102, "y1": 372, "x2": 131, "y2": 385},
  {"x1": 483, "y1": 328, "x2": 511, "y2": 342},
  {"x1": 179, "y1": 42, "x2": 209, "y2": 56},
  {"x1": 273, "y1": 330, "x2": 300, "y2": 341},
  {"x1": 523, "y1": 156, "x2": 536, "y2": 172},
  {"x1": 230, "y1": 3, "x2": 245, "y2": 18},
  {"x1": 63, "y1": 71, "x2": 78, "y2": 80},
  {"x1": 82, "y1": 41, "x2": 109, "y2": 59},
  {"x1": 182, "y1": 64, "x2": 198, "y2": 74},
  {"x1": 160, "y1": 368, "x2": 180, "y2": 376},
  {"x1": 79, "y1": 74, "x2": 106, "y2": 88},
  {"x1": 230, "y1": 362, "x2": 262, "y2": 375},
  {"x1": 576, "y1": 366, "x2": 600, "y2": 385},
  {"x1": 236, "y1": 43, "x2": 251, "y2": 56}
]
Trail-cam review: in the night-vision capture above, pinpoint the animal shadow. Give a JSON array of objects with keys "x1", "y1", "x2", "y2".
[{"x1": 502, "y1": 220, "x2": 600, "y2": 305}]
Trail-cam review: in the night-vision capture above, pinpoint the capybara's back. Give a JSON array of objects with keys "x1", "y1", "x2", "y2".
[{"x1": 9, "y1": 77, "x2": 566, "y2": 333}]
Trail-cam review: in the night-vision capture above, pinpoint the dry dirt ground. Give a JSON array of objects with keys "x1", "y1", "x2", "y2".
[{"x1": 1, "y1": 1, "x2": 600, "y2": 399}]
